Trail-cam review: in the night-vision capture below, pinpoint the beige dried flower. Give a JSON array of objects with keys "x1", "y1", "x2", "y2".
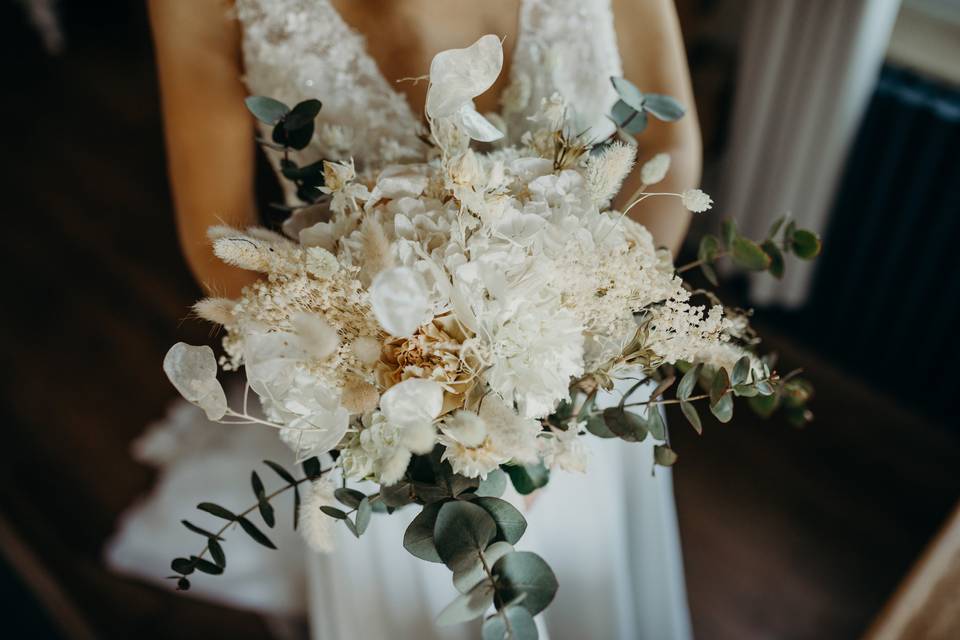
[
  {"x1": 584, "y1": 141, "x2": 636, "y2": 205},
  {"x1": 376, "y1": 314, "x2": 476, "y2": 414}
]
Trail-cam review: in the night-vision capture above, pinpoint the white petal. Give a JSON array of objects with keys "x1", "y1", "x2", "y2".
[
  {"x1": 163, "y1": 343, "x2": 228, "y2": 420},
  {"x1": 380, "y1": 378, "x2": 445, "y2": 427},
  {"x1": 244, "y1": 332, "x2": 305, "y2": 398},
  {"x1": 457, "y1": 105, "x2": 505, "y2": 142},
  {"x1": 291, "y1": 312, "x2": 340, "y2": 360},
  {"x1": 426, "y1": 34, "x2": 503, "y2": 119},
  {"x1": 370, "y1": 266, "x2": 431, "y2": 337}
]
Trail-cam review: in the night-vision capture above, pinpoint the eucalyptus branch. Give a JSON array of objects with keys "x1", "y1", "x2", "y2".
[
  {"x1": 194, "y1": 475, "x2": 314, "y2": 563},
  {"x1": 478, "y1": 547, "x2": 515, "y2": 637},
  {"x1": 676, "y1": 252, "x2": 728, "y2": 274}
]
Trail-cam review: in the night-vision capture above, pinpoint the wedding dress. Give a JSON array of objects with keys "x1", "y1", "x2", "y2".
[{"x1": 107, "y1": 1, "x2": 692, "y2": 638}]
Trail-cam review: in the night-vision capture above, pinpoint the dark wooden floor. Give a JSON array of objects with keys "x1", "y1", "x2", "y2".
[{"x1": 1, "y1": 4, "x2": 957, "y2": 639}]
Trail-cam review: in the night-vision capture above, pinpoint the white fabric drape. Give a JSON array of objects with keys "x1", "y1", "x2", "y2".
[{"x1": 719, "y1": 0, "x2": 901, "y2": 306}]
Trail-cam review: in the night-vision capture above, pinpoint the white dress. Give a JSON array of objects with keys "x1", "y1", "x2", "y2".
[{"x1": 106, "y1": 1, "x2": 693, "y2": 638}]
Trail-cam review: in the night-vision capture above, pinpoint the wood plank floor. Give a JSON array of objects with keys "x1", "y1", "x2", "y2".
[{"x1": 1, "y1": 4, "x2": 957, "y2": 638}]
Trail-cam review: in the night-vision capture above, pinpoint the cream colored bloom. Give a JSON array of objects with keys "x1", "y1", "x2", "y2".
[
  {"x1": 299, "y1": 478, "x2": 336, "y2": 553},
  {"x1": 640, "y1": 153, "x2": 671, "y2": 185},
  {"x1": 681, "y1": 188, "x2": 713, "y2": 213}
]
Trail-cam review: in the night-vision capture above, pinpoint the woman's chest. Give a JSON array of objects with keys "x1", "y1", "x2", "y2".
[{"x1": 329, "y1": 0, "x2": 521, "y2": 114}]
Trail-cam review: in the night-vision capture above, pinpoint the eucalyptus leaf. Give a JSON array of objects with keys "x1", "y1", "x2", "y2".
[
  {"x1": 355, "y1": 497, "x2": 372, "y2": 535},
  {"x1": 749, "y1": 392, "x2": 779, "y2": 418},
  {"x1": 502, "y1": 462, "x2": 550, "y2": 495},
  {"x1": 791, "y1": 229, "x2": 822, "y2": 259},
  {"x1": 262, "y1": 459, "x2": 296, "y2": 485},
  {"x1": 482, "y1": 605, "x2": 539, "y2": 640},
  {"x1": 491, "y1": 551, "x2": 559, "y2": 616},
  {"x1": 654, "y1": 444, "x2": 679, "y2": 467},
  {"x1": 343, "y1": 517, "x2": 359, "y2": 538},
  {"x1": 434, "y1": 501, "x2": 498, "y2": 572},
  {"x1": 190, "y1": 556, "x2": 224, "y2": 575},
  {"x1": 381, "y1": 481, "x2": 416, "y2": 507},
  {"x1": 650, "y1": 375, "x2": 676, "y2": 401},
  {"x1": 732, "y1": 236, "x2": 772, "y2": 271},
  {"x1": 710, "y1": 367, "x2": 730, "y2": 406},
  {"x1": 283, "y1": 99, "x2": 322, "y2": 131},
  {"x1": 256, "y1": 497, "x2": 276, "y2": 528},
  {"x1": 403, "y1": 501, "x2": 446, "y2": 563},
  {"x1": 610, "y1": 99, "x2": 647, "y2": 135},
  {"x1": 176, "y1": 577, "x2": 191, "y2": 591},
  {"x1": 610, "y1": 76, "x2": 645, "y2": 111},
  {"x1": 700, "y1": 262, "x2": 719, "y2": 286},
  {"x1": 680, "y1": 400, "x2": 702, "y2": 434},
  {"x1": 710, "y1": 392, "x2": 734, "y2": 423},
  {"x1": 171, "y1": 557, "x2": 195, "y2": 575},
  {"x1": 181, "y1": 520, "x2": 223, "y2": 541},
  {"x1": 453, "y1": 541, "x2": 514, "y2": 594},
  {"x1": 302, "y1": 457, "x2": 322, "y2": 480},
  {"x1": 733, "y1": 383, "x2": 759, "y2": 397},
  {"x1": 208, "y1": 539, "x2": 226, "y2": 569},
  {"x1": 244, "y1": 96, "x2": 290, "y2": 125},
  {"x1": 768, "y1": 215, "x2": 787, "y2": 239},
  {"x1": 645, "y1": 407, "x2": 667, "y2": 441},
  {"x1": 643, "y1": 94, "x2": 685, "y2": 121},
  {"x1": 475, "y1": 469, "x2": 508, "y2": 498},
  {"x1": 473, "y1": 497, "x2": 527, "y2": 544},
  {"x1": 320, "y1": 506, "x2": 347, "y2": 520},
  {"x1": 334, "y1": 488, "x2": 366, "y2": 509},
  {"x1": 698, "y1": 234, "x2": 720, "y2": 264},
  {"x1": 602, "y1": 407, "x2": 648, "y2": 443},
  {"x1": 238, "y1": 517, "x2": 276, "y2": 549},
  {"x1": 586, "y1": 413, "x2": 617, "y2": 438},
  {"x1": 677, "y1": 363, "x2": 702, "y2": 400},
  {"x1": 197, "y1": 502, "x2": 237, "y2": 521},
  {"x1": 437, "y1": 581, "x2": 495, "y2": 626},
  {"x1": 721, "y1": 219, "x2": 737, "y2": 249},
  {"x1": 731, "y1": 356, "x2": 752, "y2": 386},
  {"x1": 761, "y1": 240, "x2": 785, "y2": 279}
]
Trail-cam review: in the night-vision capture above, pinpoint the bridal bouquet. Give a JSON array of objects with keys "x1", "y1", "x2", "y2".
[{"x1": 164, "y1": 36, "x2": 818, "y2": 638}]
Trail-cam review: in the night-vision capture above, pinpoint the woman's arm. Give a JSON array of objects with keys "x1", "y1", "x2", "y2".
[
  {"x1": 148, "y1": 0, "x2": 260, "y2": 298},
  {"x1": 612, "y1": 0, "x2": 702, "y2": 256}
]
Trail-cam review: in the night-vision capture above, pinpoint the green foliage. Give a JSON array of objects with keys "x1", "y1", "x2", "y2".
[
  {"x1": 472, "y1": 497, "x2": 527, "y2": 544},
  {"x1": 403, "y1": 501, "x2": 446, "y2": 563},
  {"x1": 244, "y1": 96, "x2": 290, "y2": 125},
  {"x1": 654, "y1": 444, "x2": 679, "y2": 467},
  {"x1": 453, "y1": 541, "x2": 514, "y2": 594},
  {"x1": 475, "y1": 469, "x2": 508, "y2": 498},
  {"x1": 609, "y1": 77, "x2": 685, "y2": 137},
  {"x1": 437, "y1": 581, "x2": 496, "y2": 626},
  {"x1": 502, "y1": 461, "x2": 550, "y2": 495},
  {"x1": 602, "y1": 406, "x2": 648, "y2": 442},
  {"x1": 482, "y1": 605, "x2": 539, "y2": 640},
  {"x1": 491, "y1": 551, "x2": 559, "y2": 616},
  {"x1": 434, "y1": 501, "x2": 498, "y2": 572}
]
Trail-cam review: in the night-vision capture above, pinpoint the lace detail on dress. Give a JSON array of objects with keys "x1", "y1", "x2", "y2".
[
  {"x1": 235, "y1": 0, "x2": 426, "y2": 183},
  {"x1": 501, "y1": 0, "x2": 623, "y2": 143},
  {"x1": 236, "y1": 0, "x2": 622, "y2": 193}
]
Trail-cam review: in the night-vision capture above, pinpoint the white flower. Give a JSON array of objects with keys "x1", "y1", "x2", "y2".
[
  {"x1": 442, "y1": 410, "x2": 487, "y2": 448},
  {"x1": 370, "y1": 266, "x2": 432, "y2": 338},
  {"x1": 478, "y1": 395, "x2": 543, "y2": 465},
  {"x1": 163, "y1": 343, "x2": 228, "y2": 420},
  {"x1": 299, "y1": 478, "x2": 336, "y2": 553},
  {"x1": 540, "y1": 427, "x2": 590, "y2": 473},
  {"x1": 640, "y1": 153, "x2": 671, "y2": 185},
  {"x1": 275, "y1": 379, "x2": 350, "y2": 461},
  {"x1": 379, "y1": 378, "x2": 444, "y2": 454},
  {"x1": 290, "y1": 312, "x2": 339, "y2": 360},
  {"x1": 426, "y1": 34, "x2": 504, "y2": 143},
  {"x1": 584, "y1": 142, "x2": 636, "y2": 205},
  {"x1": 681, "y1": 188, "x2": 713, "y2": 213}
]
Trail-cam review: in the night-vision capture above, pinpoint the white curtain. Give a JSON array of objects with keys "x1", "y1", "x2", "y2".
[{"x1": 719, "y1": 0, "x2": 901, "y2": 306}]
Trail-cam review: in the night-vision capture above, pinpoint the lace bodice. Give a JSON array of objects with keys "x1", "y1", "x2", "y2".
[{"x1": 235, "y1": 0, "x2": 622, "y2": 181}]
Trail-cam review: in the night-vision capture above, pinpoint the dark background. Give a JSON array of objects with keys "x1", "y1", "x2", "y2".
[{"x1": 1, "y1": 2, "x2": 958, "y2": 639}]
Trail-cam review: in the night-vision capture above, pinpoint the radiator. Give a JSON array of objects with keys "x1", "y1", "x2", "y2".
[{"x1": 804, "y1": 65, "x2": 960, "y2": 420}]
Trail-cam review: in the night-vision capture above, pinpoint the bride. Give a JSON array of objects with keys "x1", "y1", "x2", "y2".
[{"x1": 107, "y1": 1, "x2": 701, "y2": 638}]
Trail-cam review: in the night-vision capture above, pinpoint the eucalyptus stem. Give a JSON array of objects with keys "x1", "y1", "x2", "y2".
[
  {"x1": 192, "y1": 471, "x2": 323, "y2": 565},
  {"x1": 478, "y1": 548, "x2": 514, "y2": 638},
  {"x1": 676, "y1": 251, "x2": 729, "y2": 274}
]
